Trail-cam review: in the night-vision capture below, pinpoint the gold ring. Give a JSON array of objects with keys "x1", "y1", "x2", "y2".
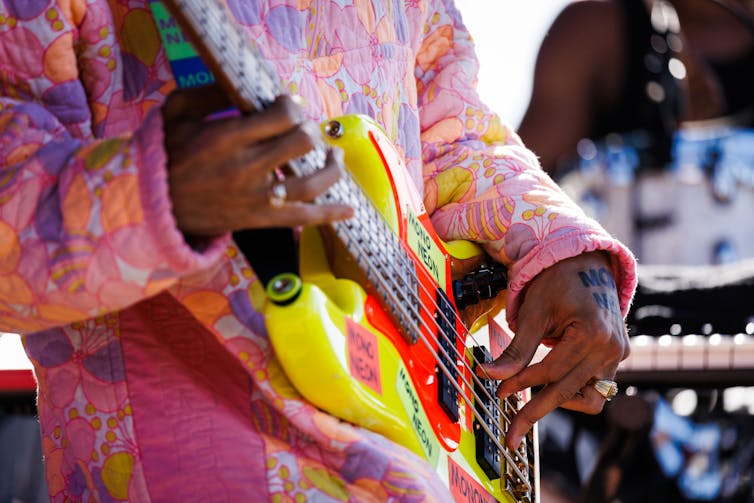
[
  {"x1": 268, "y1": 181, "x2": 287, "y2": 208},
  {"x1": 589, "y1": 378, "x2": 618, "y2": 401}
]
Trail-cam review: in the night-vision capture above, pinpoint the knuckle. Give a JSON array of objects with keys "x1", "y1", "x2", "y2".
[
  {"x1": 602, "y1": 336, "x2": 624, "y2": 362},
  {"x1": 516, "y1": 411, "x2": 537, "y2": 430},
  {"x1": 277, "y1": 96, "x2": 303, "y2": 125},
  {"x1": 291, "y1": 125, "x2": 317, "y2": 151},
  {"x1": 622, "y1": 339, "x2": 632, "y2": 360},
  {"x1": 553, "y1": 388, "x2": 573, "y2": 406},
  {"x1": 585, "y1": 398, "x2": 605, "y2": 415},
  {"x1": 502, "y1": 342, "x2": 525, "y2": 366},
  {"x1": 619, "y1": 331, "x2": 631, "y2": 359}
]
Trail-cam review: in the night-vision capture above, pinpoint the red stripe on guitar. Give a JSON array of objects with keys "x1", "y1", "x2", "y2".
[
  {"x1": 448, "y1": 457, "x2": 497, "y2": 503},
  {"x1": 0, "y1": 369, "x2": 36, "y2": 393},
  {"x1": 346, "y1": 319, "x2": 382, "y2": 395}
]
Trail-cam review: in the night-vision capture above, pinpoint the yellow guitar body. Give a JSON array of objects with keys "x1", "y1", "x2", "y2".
[{"x1": 264, "y1": 115, "x2": 535, "y2": 503}]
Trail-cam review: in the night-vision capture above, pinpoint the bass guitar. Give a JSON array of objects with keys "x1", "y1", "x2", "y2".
[{"x1": 157, "y1": 1, "x2": 538, "y2": 501}]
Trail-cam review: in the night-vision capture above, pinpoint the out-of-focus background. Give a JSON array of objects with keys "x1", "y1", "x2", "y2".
[
  {"x1": 457, "y1": 0, "x2": 570, "y2": 129},
  {"x1": 457, "y1": 1, "x2": 754, "y2": 503},
  {"x1": 3, "y1": 2, "x2": 754, "y2": 502}
]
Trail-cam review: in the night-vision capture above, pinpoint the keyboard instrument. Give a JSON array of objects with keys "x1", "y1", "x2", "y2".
[{"x1": 618, "y1": 332, "x2": 754, "y2": 387}]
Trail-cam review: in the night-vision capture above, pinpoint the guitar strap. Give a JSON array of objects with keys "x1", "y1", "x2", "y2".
[{"x1": 150, "y1": 0, "x2": 300, "y2": 288}]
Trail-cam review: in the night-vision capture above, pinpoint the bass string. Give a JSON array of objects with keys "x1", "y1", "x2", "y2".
[
  {"x1": 172, "y1": 0, "x2": 531, "y2": 483},
  {"x1": 415, "y1": 322, "x2": 533, "y2": 492},
  {"x1": 328, "y1": 175, "x2": 522, "y2": 431},
  {"x1": 322, "y1": 172, "x2": 527, "y2": 446},
  {"x1": 326, "y1": 193, "x2": 532, "y2": 487}
]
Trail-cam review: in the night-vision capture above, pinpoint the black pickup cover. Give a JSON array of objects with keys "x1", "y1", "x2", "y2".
[
  {"x1": 472, "y1": 346, "x2": 501, "y2": 480},
  {"x1": 436, "y1": 289, "x2": 459, "y2": 422}
]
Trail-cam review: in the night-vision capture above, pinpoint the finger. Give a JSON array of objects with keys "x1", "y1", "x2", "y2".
[
  {"x1": 477, "y1": 315, "x2": 543, "y2": 381},
  {"x1": 505, "y1": 360, "x2": 598, "y2": 450},
  {"x1": 560, "y1": 384, "x2": 610, "y2": 415},
  {"x1": 494, "y1": 325, "x2": 592, "y2": 398},
  {"x1": 561, "y1": 368, "x2": 620, "y2": 414},
  {"x1": 234, "y1": 120, "x2": 322, "y2": 174},
  {"x1": 163, "y1": 84, "x2": 234, "y2": 123},
  {"x1": 496, "y1": 351, "x2": 586, "y2": 401},
  {"x1": 236, "y1": 95, "x2": 308, "y2": 143},
  {"x1": 265, "y1": 202, "x2": 354, "y2": 227},
  {"x1": 283, "y1": 149, "x2": 345, "y2": 202}
]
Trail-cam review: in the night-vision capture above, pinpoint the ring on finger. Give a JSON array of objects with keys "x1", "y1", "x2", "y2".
[
  {"x1": 588, "y1": 378, "x2": 618, "y2": 401},
  {"x1": 268, "y1": 180, "x2": 287, "y2": 208}
]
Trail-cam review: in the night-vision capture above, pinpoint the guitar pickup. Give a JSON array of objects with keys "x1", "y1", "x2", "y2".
[
  {"x1": 436, "y1": 289, "x2": 459, "y2": 422},
  {"x1": 472, "y1": 346, "x2": 501, "y2": 480}
]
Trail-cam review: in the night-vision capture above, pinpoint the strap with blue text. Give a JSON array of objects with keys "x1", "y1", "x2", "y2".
[{"x1": 149, "y1": 0, "x2": 300, "y2": 289}]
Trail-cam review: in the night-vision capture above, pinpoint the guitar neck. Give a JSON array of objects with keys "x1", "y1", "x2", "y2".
[{"x1": 160, "y1": 0, "x2": 424, "y2": 344}]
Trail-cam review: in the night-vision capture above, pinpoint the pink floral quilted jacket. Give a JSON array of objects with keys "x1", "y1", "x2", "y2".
[{"x1": 0, "y1": 0, "x2": 636, "y2": 501}]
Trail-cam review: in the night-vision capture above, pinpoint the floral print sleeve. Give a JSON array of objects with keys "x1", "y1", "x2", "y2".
[
  {"x1": 417, "y1": 0, "x2": 637, "y2": 327},
  {"x1": 0, "y1": 2, "x2": 227, "y2": 334}
]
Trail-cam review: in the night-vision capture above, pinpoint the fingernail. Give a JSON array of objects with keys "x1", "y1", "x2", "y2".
[
  {"x1": 332, "y1": 146, "x2": 344, "y2": 163},
  {"x1": 496, "y1": 386, "x2": 511, "y2": 401},
  {"x1": 506, "y1": 433, "x2": 521, "y2": 451}
]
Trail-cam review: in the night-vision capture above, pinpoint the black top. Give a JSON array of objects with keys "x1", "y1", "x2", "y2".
[
  {"x1": 591, "y1": 0, "x2": 685, "y2": 165},
  {"x1": 592, "y1": 0, "x2": 754, "y2": 139},
  {"x1": 709, "y1": 47, "x2": 754, "y2": 125}
]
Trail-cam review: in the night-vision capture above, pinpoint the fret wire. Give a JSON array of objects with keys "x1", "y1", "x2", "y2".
[
  {"x1": 327, "y1": 205, "x2": 532, "y2": 485},
  {"x1": 325, "y1": 176, "x2": 524, "y2": 432}
]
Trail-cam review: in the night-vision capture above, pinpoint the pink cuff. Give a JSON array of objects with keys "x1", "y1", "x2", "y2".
[
  {"x1": 134, "y1": 108, "x2": 230, "y2": 275},
  {"x1": 505, "y1": 229, "x2": 637, "y2": 331}
]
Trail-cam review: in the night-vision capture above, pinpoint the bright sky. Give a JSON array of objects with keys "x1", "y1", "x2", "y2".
[
  {"x1": 455, "y1": 0, "x2": 570, "y2": 128},
  {"x1": 0, "y1": 332, "x2": 32, "y2": 369}
]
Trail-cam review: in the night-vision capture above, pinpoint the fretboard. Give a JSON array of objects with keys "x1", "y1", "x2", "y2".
[{"x1": 161, "y1": 0, "x2": 423, "y2": 343}]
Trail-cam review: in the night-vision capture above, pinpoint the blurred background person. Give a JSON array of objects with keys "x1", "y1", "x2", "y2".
[
  {"x1": 512, "y1": 1, "x2": 754, "y2": 502},
  {"x1": 517, "y1": 0, "x2": 754, "y2": 267},
  {"x1": 519, "y1": 0, "x2": 754, "y2": 177}
]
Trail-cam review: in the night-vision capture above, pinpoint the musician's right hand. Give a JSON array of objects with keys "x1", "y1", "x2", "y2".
[{"x1": 163, "y1": 87, "x2": 353, "y2": 237}]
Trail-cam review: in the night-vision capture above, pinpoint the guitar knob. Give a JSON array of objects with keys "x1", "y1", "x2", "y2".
[
  {"x1": 266, "y1": 273, "x2": 303, "y2": 306},
  {"x1": 324, "y1": 120, "x2": 344, "y2": 139}
]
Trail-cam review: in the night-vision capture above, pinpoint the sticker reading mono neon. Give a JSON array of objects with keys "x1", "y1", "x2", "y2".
[
  {"x1": 406, "y1": 210, "x2": 446, "y2": 292},
  {"x1": 396, "y1": 366, "x2": 440, "y2": 467},
  {"x1": 346, "y1": 319, "x2": 382, "y2": 395},
  {"x1": 448, "y1": 457, "x2": 497, "y2": 503}
]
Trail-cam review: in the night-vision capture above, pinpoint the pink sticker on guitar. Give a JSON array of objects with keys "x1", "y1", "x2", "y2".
[
  {"x1": 346, "y1": 319, "x2": 382, "y2": 395},
  {"x1": 488, "y1": 317, "x2": 514, "y2": 360},
  {"x1": 448, "y1": 458, "x2": 497, "y2": 503}
]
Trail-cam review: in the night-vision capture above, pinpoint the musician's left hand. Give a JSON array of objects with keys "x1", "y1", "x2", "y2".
[{"x1": 477, "y1": 251, "x2": 630, "y2": 450}]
